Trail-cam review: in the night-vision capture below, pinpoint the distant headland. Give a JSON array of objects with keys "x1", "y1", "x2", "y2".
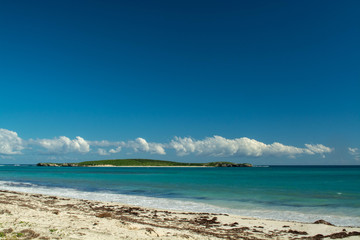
[{"x1": 37, "y1": 159, "x2": 252, "y2": 167}]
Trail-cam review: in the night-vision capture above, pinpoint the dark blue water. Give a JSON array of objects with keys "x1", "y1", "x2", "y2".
[{"x1": 0, "y1": 165, "x2": 359, "y2": 226}]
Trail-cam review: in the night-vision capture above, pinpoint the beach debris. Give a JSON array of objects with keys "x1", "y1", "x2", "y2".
[
  {"x1": 52, "y1": 210, "x2": 59, "y2": 215},
  {"x1": 305, "y1": 234, "x2": 325, "y2": 240},
  {"x1": 232, "y1": 227, "x2": 250, "y2": 232},
  {"x1": 191, "y1": 216, "x2": 220, "y2": 227},
  {"x1": 3, "y1": 228, "x2": 13, "y2": 233},
  {"x1": 96, "y1": 212, "x2": 113, "y2": 218},
  {"x1": 313, "y1": 219, "x2": 335, "y2": 226},
  {"x1": 20, "y1": 229, "x2": 40, "y2": 239},
  {"x1": 288, "y1": 229, "x2": 308, "y2": 235},
  {"x1": 327, "y1": 231, "x2": 360, "y2": 239},
  {"x1": 0, "y1": 209, "x2": 11, "y2": 214},
  {"x1": 145, "y1": 227, "x2": 159, "y2": 237},
  {"x1": 301, "y1": 231, "x2": 360, "y2": 240},
  {"x1": 229, "y1": 222, "x2": 238, "y2": 227}
]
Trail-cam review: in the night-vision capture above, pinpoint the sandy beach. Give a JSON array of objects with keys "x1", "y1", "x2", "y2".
[{"x1": 0, "y1": 190, "x2": 359, "y2": 239}]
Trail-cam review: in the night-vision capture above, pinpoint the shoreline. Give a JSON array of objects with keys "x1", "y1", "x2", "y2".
[{"x1": 0, "y1": 190, "x2": 359, "y2": 239}]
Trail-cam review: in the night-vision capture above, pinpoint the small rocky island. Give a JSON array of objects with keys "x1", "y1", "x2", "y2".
[
  {"x1": 37, "y1": 163, "x2": 79, "y2": 167},
  {"x1": 37, "y1": 159, "x2": 252, "y2": 167},
  {"x1": 203, "y1": 162, "x2": 252, "y2": 167}
]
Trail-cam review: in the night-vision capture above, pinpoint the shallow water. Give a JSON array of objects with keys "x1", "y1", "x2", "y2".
[{"x1": 0, "y1": 165, "x2": 359, "y2": 226}]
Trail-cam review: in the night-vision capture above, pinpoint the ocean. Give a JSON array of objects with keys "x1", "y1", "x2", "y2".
[{"x1": 0, "y1": 165, "x2": 359, "y2": 227}]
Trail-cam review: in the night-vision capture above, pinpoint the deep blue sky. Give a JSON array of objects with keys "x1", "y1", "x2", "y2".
[{"x1": 0, "y1": 0, "x2": 359, "y2": 164}]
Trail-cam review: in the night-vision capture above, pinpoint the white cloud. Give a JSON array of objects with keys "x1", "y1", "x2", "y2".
[
  {"x1": 349, "y1": 147, "x2": 359, "y2": 161},
  {"x1": 349, "y1": 147, "x2": 358, "y2": 153},
  {"x1": 88, "y1": 138, "x2": 165, "y2": 155},
  {"x1": 0, "y1": 129, "x2": 24, "y2": 155},
  {"x1": 126, "y1": 138, "x2": 166, "y2": 155},
  {"x1": 89, "y1": 138, "x2": 165, "y2": 155},
  {"x1": 304, "y1": 144, "x2": 333, "y2": 158},
  {"x1": 88, "y1": 140, "x2": 123, "y2": 147},
  {"x1": 170, "y1": 136, "x2": 332, "y2": 158},
  {"x1": 97, "y1": 148, "x2": 110, "y2": 156},
  {"x1": 32, "y1": 136, "x2": 90, "y2": 154},
  {"x1": 109, "y1": 146, "x2": 122, "y2": 154}
]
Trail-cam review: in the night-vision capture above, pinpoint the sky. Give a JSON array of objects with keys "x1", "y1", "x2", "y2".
[{"x1": 0, "y1": 0, "x2": 359, "y2": 164}]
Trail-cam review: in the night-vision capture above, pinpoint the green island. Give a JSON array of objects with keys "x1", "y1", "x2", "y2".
[{"x1": 37, "y1": 159, "x2": 252, "y2": 167}]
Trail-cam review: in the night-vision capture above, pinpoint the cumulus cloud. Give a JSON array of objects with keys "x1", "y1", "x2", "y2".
[
  {"x1": 109, "y1": 146, "x2": 122, "y2": 154},
  {"x1": 0, "y1": 129, "x2": 24, "y2": 155},
  {"x1": 32, "y1": 136, "x2": 90, "y2": 154},
  {"x1": 88, "y1": 138, "x2": 165, "y2": 155},
  {"x1": 97, "y1": 148, "x2": 110, "y2": 156},
  {"x1": 87, "y1": 138, "x2": 165, "y2": 155},
  {"x1": 88, "y1": 140, "x2": 123, "y2": 147},
  {"x1": 304, "y1": 144, "x2": 333, "y2": 158},
  {"x1": 349, "y1": 147, "x2": 358, "y2": 153},
  {"x1": 170, "y1": 136, "x2": 332, "y2": 158},
  {"x1": 126, "y1": 138, "x2": 166, "y2": 155},
  {"x1": 349, "y1": 147, "x2": 359, "y2": 161}
]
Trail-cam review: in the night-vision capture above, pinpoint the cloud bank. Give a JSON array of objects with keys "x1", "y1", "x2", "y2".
[
  {"x1": 169, "y1": 136, "x2": 332, "y2": 157},
  {"x1": 0, "y1": 128, "x2": 333, "y2": 159}
]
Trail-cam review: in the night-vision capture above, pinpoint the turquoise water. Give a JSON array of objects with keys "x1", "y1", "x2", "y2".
[{"x1": 0, "y1": 165, "x2": 359, "y2": 226}]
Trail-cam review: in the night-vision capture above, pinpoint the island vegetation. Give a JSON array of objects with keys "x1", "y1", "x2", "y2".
[{"x1": 37, "y1": 159, "x2": 252, "y2": 167}]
